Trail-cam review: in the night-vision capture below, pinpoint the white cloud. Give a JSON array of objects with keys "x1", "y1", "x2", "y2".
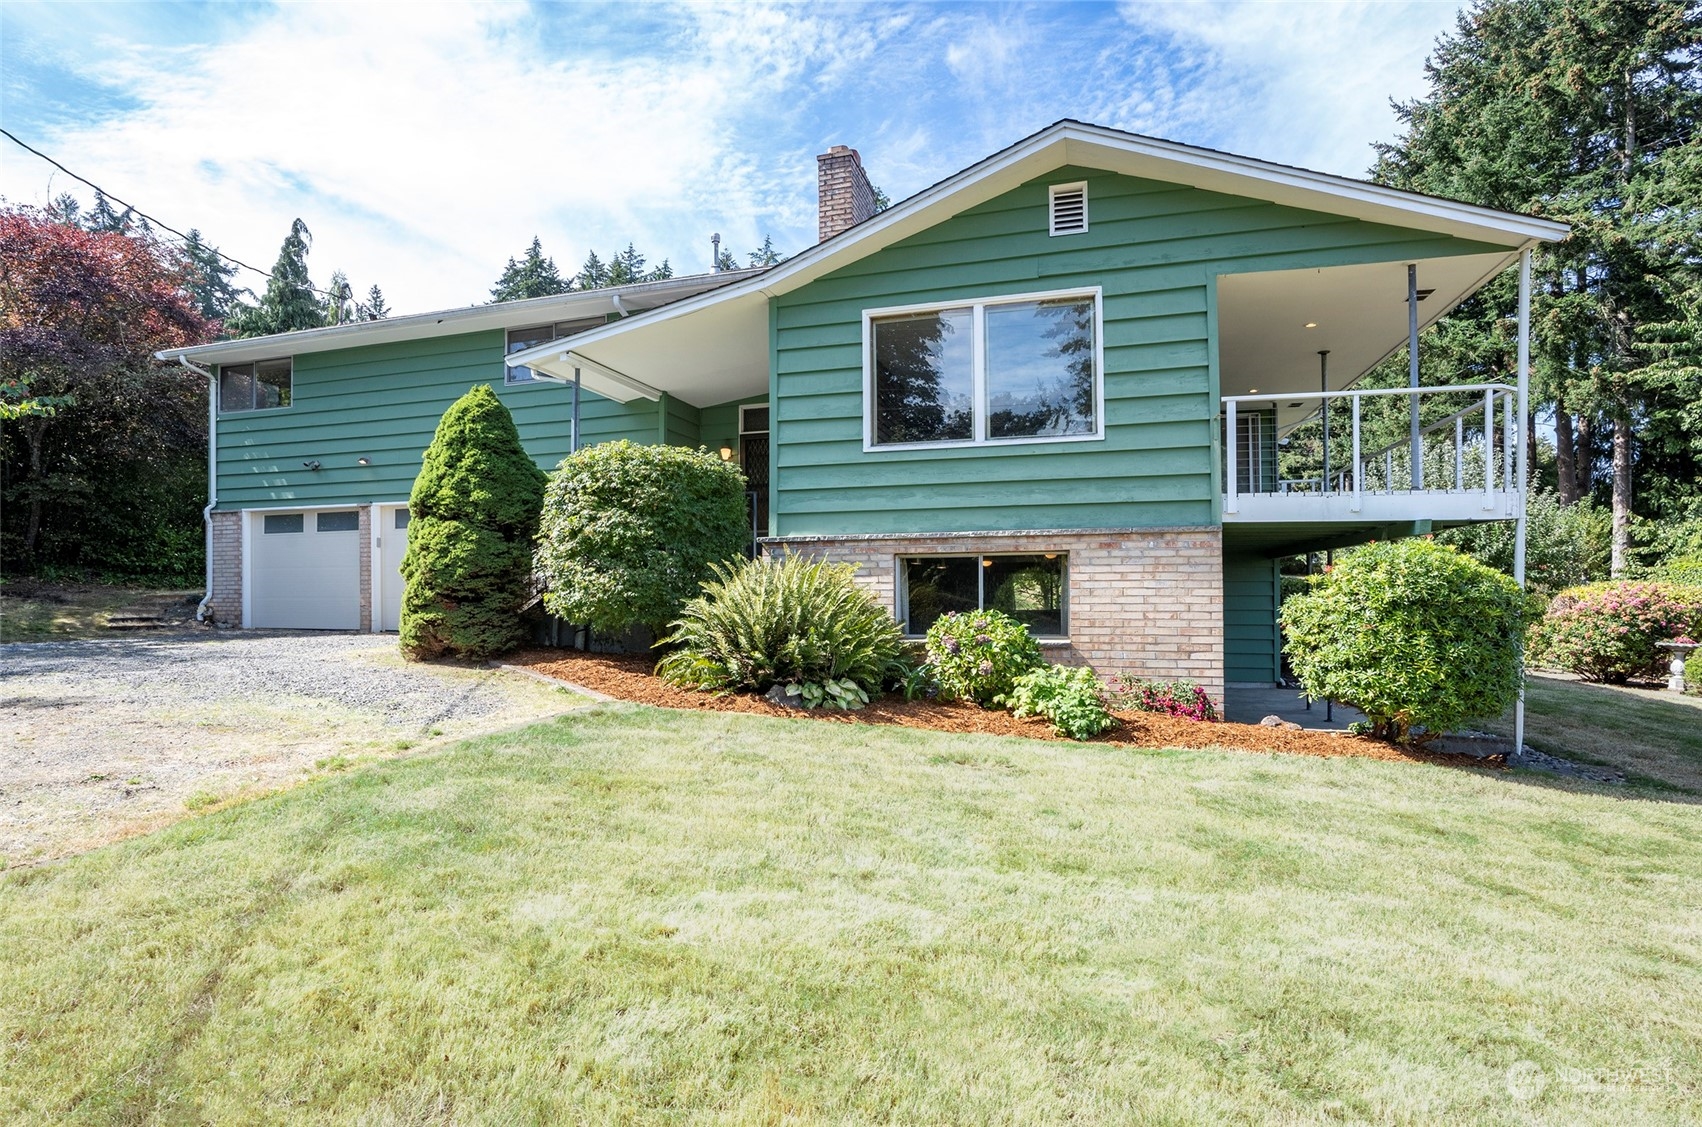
[{"x1": 0, "y1": 1, "x2": 1471, "y2": 316}]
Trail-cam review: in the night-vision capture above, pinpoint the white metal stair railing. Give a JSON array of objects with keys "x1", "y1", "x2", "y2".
[{"x1": 1223, "y1": 384, "x2": 1521, "y2": 516}]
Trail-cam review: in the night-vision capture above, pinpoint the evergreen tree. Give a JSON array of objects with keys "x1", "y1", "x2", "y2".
[
  {"x1": 574, "y1": 249, "x2": 609, "y2": 289},
  {"x1": 360, "y1": 284, "x2": 391, "y2": 320},
  {"x1": 226, "y1": 219, "x2": 324, "y2": 337},
  {"x1": 85, "y1": 190, "x2": 131, "y2": 233},
  {"x1": 181, "y1": 228, "x2": 247, "y2": 324},
  {"x1": 606, "y1": 242, "x2": 647, "y2": 286},
  {"x1": 714, "y1": 248, "x2": 737, "y2": 271},
  {"x1": 489, "y1": 236, "x2": 568, "y2": 302},
  {"x1": 1374, "y1": 0, "x2": 1702, "y2": 574},
  {"x1": 748, "y1": 235, "x2": 784, "y2": 267},
  {"x1": 44, "y1": 193, "x2": 80, "y2": 227},
  {"x1": 400, "y1": 384, "x2": 547, "y2": 660}
]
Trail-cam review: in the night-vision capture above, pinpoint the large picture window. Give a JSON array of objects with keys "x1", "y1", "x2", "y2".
[
  {"x1": 866, "y1": 288, "x2": 1101, "y2": 450},
  {"x1": 901, "y1": 553, "x2": 1067, "y2": 637},
  {"x1": 218, "y1": 359, "x2": 291, "y2": 413}
]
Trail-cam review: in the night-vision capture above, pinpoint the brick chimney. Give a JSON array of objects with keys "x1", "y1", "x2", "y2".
[{"x1": 817, "y1": 145, "x2": 877, "y2": 243}]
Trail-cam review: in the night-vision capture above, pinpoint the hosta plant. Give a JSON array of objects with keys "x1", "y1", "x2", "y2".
[
  {"x1": 656, "y1": 554, "x2": 904, "y2": 695},
  {"x1": 998, "y1": 664, "x2": 1115, "y2": 740},
  {"x1": 784, "y1": 678, "x2": 870, "y2": 711},
  {"x1": 924, "y1": 610, "x2": 1044, "y2": 706}
]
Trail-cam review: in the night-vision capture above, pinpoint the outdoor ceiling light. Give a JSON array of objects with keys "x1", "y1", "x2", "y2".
[
  {"x1": 1304, "y1": 322, "x2": 1318, "y2": 328},
  {"x1": 1249, "y1": 387, "x2": 1258, "y2": 393}
]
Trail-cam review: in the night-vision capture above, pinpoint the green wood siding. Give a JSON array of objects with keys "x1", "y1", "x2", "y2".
[
  {"x1": 1224, "y1": 553, "x2": 1281, "y2": 683},
  {"x1": 698, "y1": 394, "x2": 770, "y2": 455},
  {"x1": 770, "y1": 166, "x2": 1504, "y2": 536},
  {"x1": 214, "y1": 330, "x2": 685, "y2": 508}
]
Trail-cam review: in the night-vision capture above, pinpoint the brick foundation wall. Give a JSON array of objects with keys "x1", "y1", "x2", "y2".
[
  {"x1": 766, "y1": 527, "x2": 1225, "y2": 704},
  {"x1": 208, "y1": 510, "x2": 243, "y2": 627},
  {"x1": 358, "y1": 505, "x2": 373, "y2": 633}
]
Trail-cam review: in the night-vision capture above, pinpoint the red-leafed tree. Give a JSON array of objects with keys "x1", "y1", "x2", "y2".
[{"x1": 0, "y1": 207, "x2": 215, "y2": 576}]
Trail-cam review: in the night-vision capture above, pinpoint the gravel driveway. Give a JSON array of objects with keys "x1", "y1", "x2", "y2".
[{"x1": 1, "y1": 632, "x2": 584, "y2": 865}]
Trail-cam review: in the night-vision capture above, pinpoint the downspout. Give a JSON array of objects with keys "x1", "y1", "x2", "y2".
[
  {"x1": 610, "y1": 293, "x2": 628, "y2": 319},
  {"x1": 179, "y1": 355, "x2": 217, "y2": 623}
]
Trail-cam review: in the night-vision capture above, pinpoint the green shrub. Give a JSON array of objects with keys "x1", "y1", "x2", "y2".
[
  {"x1": 1659, "y1": 556, "x2": 1702, "y2": 586},
  {"x1": 1104, "y1": 675, "x2": 1220, "y2": 722},
  {"x1": 999, "y1": 664, "x2": 1114, "y2": 739},
  {"x1": 1528, "y1": 581, "x2": 1702, "y2": 683},
  {"x1": 1279, "y1": 538, "x2": 1540, "y2": 743},
  {"x1": 400, "y1": 384, "x2": 547, "y2": 661},
  {"x1": 655, "y1": 554, "x2": 904, "y2": 694},
  {"x1": 538, "y1": 440, "x2": 749, "y2": 635},
  {"x1": 924, "y1": 610, "x2": 1044, "y2": 707}
]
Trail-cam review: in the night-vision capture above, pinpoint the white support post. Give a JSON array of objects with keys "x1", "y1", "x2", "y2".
[
  {"x1": 1503, "y1": 392, "x2": 1514, "y2": 491},
  {"x1": 1351, "y1": 393, "x2": 1362, "y2": 513},
  {"x1": 1483, "y1": 387, "x2": 1495, "y2": 509},
  {"x1": 1455, "y1": 416, "x2": 1465, "y2": 491},
  {"x1": 1514, "y1": 248, "x2": 1532, "y2": 764},
  {"x1": 1385, "y1": 449, "x2": 1393, "y2": 494},
  {"x1": 1225, "y1": 398, "x2": 1239, "y2": 514}
]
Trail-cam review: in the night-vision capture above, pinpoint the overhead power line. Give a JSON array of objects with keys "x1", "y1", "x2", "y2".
[{"x1": 1, "y1": 126, "x2": 342, "y2": 301}]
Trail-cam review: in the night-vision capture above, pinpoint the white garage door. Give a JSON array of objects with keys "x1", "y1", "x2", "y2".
[{"x1": 250, "y1": 509, "x2": 361, "y2": 629}]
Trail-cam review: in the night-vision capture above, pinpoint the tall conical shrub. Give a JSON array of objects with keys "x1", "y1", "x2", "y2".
[{"x1": 400, "y1": 384, "x2": 547, "y2": 660}]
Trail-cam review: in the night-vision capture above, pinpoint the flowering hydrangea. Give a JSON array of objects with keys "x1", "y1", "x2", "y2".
[{"x1": 923, "y1": 609, "x2": 1043, "y2": 706}]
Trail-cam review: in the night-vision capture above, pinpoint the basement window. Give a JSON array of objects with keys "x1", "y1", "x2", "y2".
[
  {"x1": 218, "y1": 358, "x2": 292, "y2": 412},
  {"x1": 900, "y1": 553, "x2": 1067, "y2": 637},
  {"x1": 1048, "y1": 182, "x2": 1087, "y2": 236}
]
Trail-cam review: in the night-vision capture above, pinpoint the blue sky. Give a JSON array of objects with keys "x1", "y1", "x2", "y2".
[{"x1": 1, "y1": 1, "x2": 1467, "y2": 314}]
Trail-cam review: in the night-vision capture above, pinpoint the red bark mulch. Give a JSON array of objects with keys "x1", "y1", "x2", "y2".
[{"x1": 507, "y1": 650, "x2": 1499, "y2": 771}]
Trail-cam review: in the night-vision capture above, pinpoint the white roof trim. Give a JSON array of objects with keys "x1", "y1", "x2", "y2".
[
  {"x1": 506, "y1": 119, "x2": 1569, "y2": 373},
  {"x1": 156, "y1": 268, "x2": 763, "y2": 365}
]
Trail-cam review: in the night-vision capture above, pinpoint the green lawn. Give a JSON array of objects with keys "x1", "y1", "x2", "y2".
[
  {"x1": 1484, "y1": 673, "x2": 1702, "y2": 795},
  {"x1": 3, "y1": 705, "x2": 1699, "y2": 1125}
]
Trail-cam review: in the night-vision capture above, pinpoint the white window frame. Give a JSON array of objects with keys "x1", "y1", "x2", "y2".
[
  {"x1": 739, "y1": 403, "x2": 770, "y2": 433},
  {"x1": 1048, "y1": 181, "x2": 1089, "y2": 236},
  {"x1": 862, "y1": 286, "x2": 1105, "y2": 453},
  {"x1": 505, "y1": 322, "x2": 579, "y2": 385},
  {"x1": 896, "y1": 551, "x2": 1071, "y2": 639}
]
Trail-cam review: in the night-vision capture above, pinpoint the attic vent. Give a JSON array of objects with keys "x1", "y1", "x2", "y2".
[{"x1": 1049, "y1": 182, "x2": 1088, "y2": 236}]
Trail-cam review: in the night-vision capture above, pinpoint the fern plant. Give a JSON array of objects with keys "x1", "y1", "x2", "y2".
[{"x1": 656, "y1": 554, "x2": 904, "y2": 694}]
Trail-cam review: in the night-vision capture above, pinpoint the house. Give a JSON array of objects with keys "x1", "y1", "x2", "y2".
[{"x1": 159, "y1": 121, "x2": 1568, "y2": 704}]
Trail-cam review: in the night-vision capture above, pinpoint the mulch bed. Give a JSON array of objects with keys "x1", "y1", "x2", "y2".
[{"x1": 508, "y1": 650, "x2": 1498, "y2": 770}]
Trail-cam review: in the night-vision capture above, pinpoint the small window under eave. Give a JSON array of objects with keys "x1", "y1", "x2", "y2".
[{"x1": 1049, "y1": 182, "x2": 1087, "y2": 236}]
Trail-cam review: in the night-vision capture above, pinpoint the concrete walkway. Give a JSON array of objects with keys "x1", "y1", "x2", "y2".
[{"x1": 1224, "y1": 686, "x2": 1367, "y2": 731}]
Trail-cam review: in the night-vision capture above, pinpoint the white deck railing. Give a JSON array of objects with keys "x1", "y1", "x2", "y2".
[{"x1": 1223, "y1": 384, "x2": 1522, "y2": 522}]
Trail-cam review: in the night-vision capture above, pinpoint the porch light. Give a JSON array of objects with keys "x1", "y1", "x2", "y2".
[
  {"x1": 357, "y1": 456, "x2": 371, "y2": 466},
  {"x1": 1304, "y1": 322, "x2": 1317, "y2": 329},
  {"x1": 1248, "y1": 387, "x2": 1258, "y2": 393},
  {"x1": 982, "y1": 559, "x2": 993, "y2": 567},
  {"x1": 718, "y1": 445, "x2": 734, "y2": 461}
]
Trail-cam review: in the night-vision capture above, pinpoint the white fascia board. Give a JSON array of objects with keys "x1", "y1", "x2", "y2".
[
  {"x1": 155, "y1": 269, "x2": 763, "y2": 366},
  {"x1": 504, "y1": 121, "x2": 1569, "y2": 372}
]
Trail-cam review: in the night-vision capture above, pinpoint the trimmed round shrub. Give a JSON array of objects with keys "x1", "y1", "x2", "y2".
[
  {"x1": 400, "y1": 384, "x2": 547, "y2": 661},
  {"x1": 999, "y1": 664, "x2": 1114, "y2": 740},
  {"x1": 1279, "y1": 539, "x2": 1540, "y2": 743},
  {"x1": 655, "y1": 554, "x2": 904, "y2": 695},
  {"x1": 925, "y1": 609, "x2": 1044, "y2": 707},
  {"x1": 537, "y1": 440, "x2": 750, "y2": 635},
  {"x1": 1528, "y1": 580, "x2": 1702, "y2": 683}
]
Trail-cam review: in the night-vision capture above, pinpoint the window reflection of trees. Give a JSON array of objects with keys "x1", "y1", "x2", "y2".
[
  {"x1": 988, "y1": 298, "x2": 1095, "y2": 439},
  {"x1": 873, "y1": 309, "x2": 972, "y2": 444}
]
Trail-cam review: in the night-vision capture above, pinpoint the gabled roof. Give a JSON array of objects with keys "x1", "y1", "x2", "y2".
[
  {"x1": 505, "y1": 119, "x2": 1569, "y2": 405},
  {"x1": 155, "y1": 268, "x2": 763, "y2": 367}
]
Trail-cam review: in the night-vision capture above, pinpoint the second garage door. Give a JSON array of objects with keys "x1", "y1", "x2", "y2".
[{"x1": 251, "y1": 509, "x2": 361, "y2": 629}]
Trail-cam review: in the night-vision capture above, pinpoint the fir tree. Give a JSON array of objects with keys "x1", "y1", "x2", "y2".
[
  {"x1": 226, "y1": 219, "x2": 324, "y2": 337},
  {"x1": 400, "y1": 384, "x2": 547, "y2": 660},
  {"x1": 748, "y1": 235, "x2": 784, "y2": 267},
  {"x1": 490, "y1": 236, "x2": 568, "y2": 302},
  {"x1": 85, "y1": 191, "x2": 131, "y2": 233},
  {"x1": 360, "y1": 284, "x2": 391, "y2": 320},
  {"x1": 607, "y1": 243, "x2": 647, "y2": 286},
  {"x1": 44, "y1": 193, "x2": 81, "y2": 226},
  {"x1": 182, "y1": 228, "x2": 247, "y2": 324},
  {"x1": 323, "y1": 270, "x2": 355, "y2": 326},
  {"x1": 574, "y1": 249, "x2": 609, "y2": 289}
]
